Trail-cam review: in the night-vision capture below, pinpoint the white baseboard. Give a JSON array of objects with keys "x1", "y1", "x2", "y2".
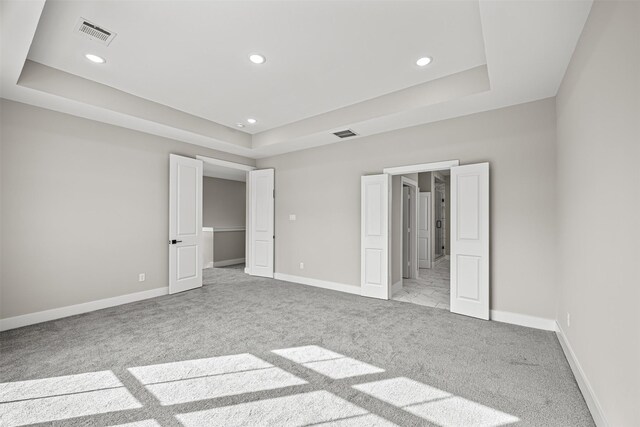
[
  {"x1": 203, "y1": 261, "x2": 214, "y2": 269},
  {"x1": 213, "y1": 258, "x2": 245, "y2": 268},
  {"x1": 556, "y1": 322, "x2": 608, "y2": 427},
  {"x1": 274, "y1": 273, "x2": 360, "y2": 295},
  {"x1": 391, "y1": 280, "x2": 403, "y2": 296},
  {"x1": 0, "y1": 287, "x2": 169, "y2": 332},
  {"x1": 490, "y1": 309, "x2": 556, "y2": 331}
]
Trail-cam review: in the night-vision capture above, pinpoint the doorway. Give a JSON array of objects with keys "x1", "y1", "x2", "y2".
[
  {"x1": 201, "y1": 161, "x2": 250, "y2": 276},
  {"x1": 393, "y1": 170, "x2": 451, "y2": 310},
  {"x1": 168, "y1": 154, "x2": 274, "y2": 294},
  {"x1": 361, "y1": 160, "x2": 490, "y2": 320}
]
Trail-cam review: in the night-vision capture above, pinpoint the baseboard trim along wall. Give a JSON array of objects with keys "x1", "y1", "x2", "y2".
[
  {"x1": 490, "y1": 309, "x2": 556, "y2": 331},
  {"x1": 0, "y1": 287, "x2": 169, "y2": 332},
  {"x1": 555, "y1": 322, "x2": 609, "y2": 427},
  {"x1": 213, "y1": 258, "x2": 245, "y2": 268},
  {"x1": 274, "y1": 273, "x2": 361, "y2": 295}
]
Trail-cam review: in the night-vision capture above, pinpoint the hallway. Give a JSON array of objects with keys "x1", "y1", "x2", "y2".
[{"x1": 392, "y1": 259, "x2": 450, "y2": 310}]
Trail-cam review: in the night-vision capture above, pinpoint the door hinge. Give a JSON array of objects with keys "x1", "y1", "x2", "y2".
[{"x1": 273, "y1": 189, "x2": 275, "y2": 198}]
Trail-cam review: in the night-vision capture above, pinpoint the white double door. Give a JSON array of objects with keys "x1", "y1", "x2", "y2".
[
  {"x1": 169, "y1": 155, "x2": 274, "y2": 294},
  {"x1": 361, "y1": 163, "x2": 490, "y2": 320}
]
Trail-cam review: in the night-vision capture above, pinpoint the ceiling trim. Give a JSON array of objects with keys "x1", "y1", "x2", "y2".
[{"x1": 1, "y1": 0, "x2": 593, "y2": 160}]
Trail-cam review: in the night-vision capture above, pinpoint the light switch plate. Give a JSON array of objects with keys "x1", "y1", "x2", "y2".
[{"x1": 289, "y1": 214, "x2": 296, "y2": 221}]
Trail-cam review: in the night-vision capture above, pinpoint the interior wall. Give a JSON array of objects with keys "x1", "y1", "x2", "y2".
[
  {"x1": 203, "y1": 176, "x2": 246, "y2": 263},
  {"x1": 555, "y1": 1, "x2": 640, "y2": 425},
  {"x1": 202, "y1": 177, "x2": 246, "y2": 228},
  {"x1": 418, "y1": 172, "x2": 431, "y2": 192},
  {"x1": 0, "y1": 99, "x2": 255, "y2": 319},
  {"x1": 258, "y1": 98, "x2": 557, "y2": 319}
]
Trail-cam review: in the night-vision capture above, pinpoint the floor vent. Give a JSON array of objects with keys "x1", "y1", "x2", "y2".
[
  {"x1": 333, "y1": 129, "x2": 358, "y2": 139},
  {"x1": 75, "y1": 18, "x2": 117, "y2": 46}
]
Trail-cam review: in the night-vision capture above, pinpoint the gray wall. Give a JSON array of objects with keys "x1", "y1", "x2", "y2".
[
  {"x1": 258, "y1": 98, "x2": 557, "y2": 319},
  {"x1": 203, "y1": 177, "x2": 246, "y2": 262},
  {"x1": 203, "y1": 177, "x2": 246, "y2": 228},
  {"x1": 556, "y1": 1, "x2": 640, "y2": 425},
  {"x1": 418, "y1": 172, "x2": 431, "y2": 192},
  {"x1": 213, "y1": 231, "x2": 245, "y2": 262},
  {"x1": 0, "y1": 100, "x2": 255, "y2": 319}
]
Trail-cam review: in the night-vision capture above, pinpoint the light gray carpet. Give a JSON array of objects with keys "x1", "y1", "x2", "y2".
[{"x1": 0, "y1": 266, "x2": 593, "y2": 426}]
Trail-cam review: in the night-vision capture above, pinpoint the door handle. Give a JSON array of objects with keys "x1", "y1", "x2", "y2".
[{"x1": 170, "y1": 239, "x2": 183, "y2": 245}]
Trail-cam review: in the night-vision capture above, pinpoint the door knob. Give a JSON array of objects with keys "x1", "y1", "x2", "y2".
[{"x1": 170, "y1": 239, "x2": 183, "y2": 245}]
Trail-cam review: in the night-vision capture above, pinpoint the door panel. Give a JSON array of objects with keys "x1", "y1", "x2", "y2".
[
  {"x1": 248, "y1": 169, "x2": 274, "y2": 278},
  {"x1": 361, "y1": 174, "x2": 390, "y2": 299},
  {"x1": 402, "y1": 186, "x2": 410, "y2": 278},
  {"x1": 450, "y1": 163, "x2": 489, "y2": 319},
  {"x1": 418, "y1": 192, "x2": 431, "y2": 269},
  {"x1": 169, "y1": 154, "x2": 203, "y2": 294}
]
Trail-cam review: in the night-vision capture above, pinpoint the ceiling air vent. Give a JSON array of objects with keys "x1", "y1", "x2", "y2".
[
  {"x1": 75, "y1": 18, "x2": 117, "y2": 46},
  {"x1": 333, "y1": 129, "x2": 358, "y2": 139}
]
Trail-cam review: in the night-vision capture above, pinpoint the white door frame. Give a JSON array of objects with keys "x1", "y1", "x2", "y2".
[
  {"x1": 400, "y1": 176, "x2": 419, "y2": 281},
  {"x1": 196, "y1": 155, "x2": 256, "y2": 273},
  {"x1": 383, "y1": 160, "x2": 459, "y2": 309}
]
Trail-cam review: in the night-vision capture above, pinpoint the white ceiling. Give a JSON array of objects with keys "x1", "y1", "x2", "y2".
[
  {"x1": 0, "y1": 0, "x2": 593, "y2": 159},
  {"x1": 27, "y1": 0, "x2": 486, "y2": 134}
]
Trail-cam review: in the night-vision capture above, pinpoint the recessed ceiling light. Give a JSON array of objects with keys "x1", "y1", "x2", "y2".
[
  {"x1": 236, "y1": 123, "x2": 245, "y2": 128},
  {"x1": 249, "y1": 54, "x2": 266, "y2": 64},
  {"x1": 85, "y1": 53, "x2": 106, "y2": 64},
  {"x1": 416, "y1": 57, "x2": 432, "y2": 67},
  {"x1": 247, "y1": 118, "x2": 257, "y2": 124}
]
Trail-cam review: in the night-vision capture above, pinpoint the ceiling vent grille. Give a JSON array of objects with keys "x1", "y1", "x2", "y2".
[
  {"x1": 333, "y1": 129, "x2": 358, "y2": 139},
  {"x1": 75, "y1": 18, "x2": 117, "y2": 46}
]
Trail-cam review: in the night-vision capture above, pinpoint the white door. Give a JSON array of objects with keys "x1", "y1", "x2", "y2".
[
  {"x1": 450, "y1": 163, "x2": 489, "y2": 319},
  {"x1": 402, "y1": 186, "x2": 411, "y2": 278},
  {"x1": 169, "y1": 154, "x2": 203, "y2": 294},
  {"x1": 418, "y1": 192, "x2": 431, "y2": 269},
  {"x1": 361, "y1": 174, "x2": 390, "y2": 299},
  {"x1": 247, "y1": 169, "x2": 274, "y2": 278}
]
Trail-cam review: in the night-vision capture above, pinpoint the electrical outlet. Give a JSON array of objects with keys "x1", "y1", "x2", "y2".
[
  {"x1": 139, "y1": 273, "x2": 146, "y2": 282},
  {"x1": 567, "y1": 313, "x2": 571, "y2": 327},
  {"x1": 299, "y1": 262, "x2": 304, "y2": 269},
  {"x1": 289, "y1": 214, "x2": 296, "y2": 221}
]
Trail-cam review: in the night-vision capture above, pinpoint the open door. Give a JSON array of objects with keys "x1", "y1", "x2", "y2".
[
  {"x1": 247, "y1": 169, "x2": 274, "y2": 278},
  {"x1": 450, "y1": 163, "x2": 489, "y2": 319},
  {"x1": 418, "y1": 192, "x2": 431, "y2": 269},
  {"x1": 402, "y1": 186, "x2": 411, "y2": 278},
  {"x1": 361, "y1": 174, "x2": 390, "y2": 299},
  {"x1": 169, "y1": 154, "x2": 203, "y2": 294}
]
